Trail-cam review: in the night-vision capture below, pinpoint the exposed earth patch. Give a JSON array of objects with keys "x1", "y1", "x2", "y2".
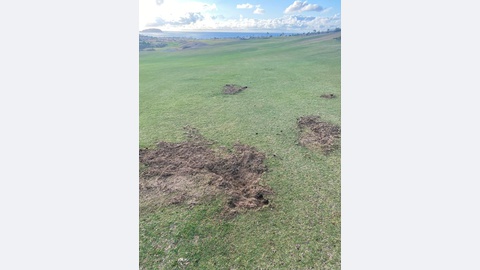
[
  {"x1": 223, "y1": 84, "x2": 248, "y2": 94},
  {"x1": 139, "y1": 127, "x2": 271, "y2": 214},
  {"x1": 320, "y1": 93, "x2": 336, "y2": 99},
  {"x1": 297, "y1": 116, "x2": 341, "y2": 153}
]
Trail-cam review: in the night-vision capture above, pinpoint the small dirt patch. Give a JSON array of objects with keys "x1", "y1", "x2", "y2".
[
  {"x1": 320, "y1": 93, "x2": 336, "y2": 99},
  {"x1": 223, "y1": 84, "x2": 248, "y2": 94},
  {"x1": 297, "y1": 116, "x2": 341, "y2": 153},
  {"x1": 139, "y1": 127, "x2": 271, "y2": 214}
]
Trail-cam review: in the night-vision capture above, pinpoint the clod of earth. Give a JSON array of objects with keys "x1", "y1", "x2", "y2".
[
  {"x1": 139, "y1": 127, "x2": 271, "y2": 214},
  {"x1": 320, "y1": 93, "x2": 336, "y2": 99},
  {"x1": 223, "y1": 84, "x2": 248, "y2": 94},
  {"x1": 297, "y1": 116, "x2": 341, "y2": 153}
]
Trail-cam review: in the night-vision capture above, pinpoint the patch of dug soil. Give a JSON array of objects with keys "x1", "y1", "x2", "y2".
[
  {"x1": 139, "y1": 127, "x2": 271, "y2": 214},
  {"x1": 297, "y1": 116, "x2": 341, "y2": 153},
  {"x1": 320, "y1": 93, "x2": 336, "y2": 99},
  {"x1": 223, "y1": 84, "x2": 247, "y2": 94}
]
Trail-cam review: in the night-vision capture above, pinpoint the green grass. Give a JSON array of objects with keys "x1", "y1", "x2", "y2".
[{"x1": 140, "y1": 33, "x2": 341, "y2": 269}]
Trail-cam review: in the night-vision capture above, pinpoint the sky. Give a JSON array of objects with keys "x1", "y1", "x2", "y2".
[{"x1": 139, "y1": 0, "x2": 340, "y2": 32}]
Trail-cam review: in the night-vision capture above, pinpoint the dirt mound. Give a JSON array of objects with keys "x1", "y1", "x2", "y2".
[
  {"x1": 320, "y1": 93, "x2": 336, "y2": 99},
  {"x1": 223, "y1": 84, "x2": 247, "y2": 94},
  {"x1": 139, "y1": 127, "x2": 271, "y2": 214},
  {"x1": 297, "y1": 116, "x2": 341, "y2": 153}
]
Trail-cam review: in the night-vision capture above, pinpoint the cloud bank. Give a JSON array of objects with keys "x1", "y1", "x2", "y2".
[
  {"x1": 146, "y1": 12, "x2": 205, "y2": 27},
  {"x1": 147, "y1": 13, "x2": 340, "y2": 32}
]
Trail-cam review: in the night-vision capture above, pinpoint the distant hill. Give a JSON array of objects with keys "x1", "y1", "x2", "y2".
[{"x1": 140, "y1": 28, "x2": 163, "y2": 33}]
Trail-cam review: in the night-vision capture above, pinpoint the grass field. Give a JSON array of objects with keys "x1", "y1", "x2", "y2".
[{"x1": 140, "y1": 32, "x2": 341, "y2": 269}]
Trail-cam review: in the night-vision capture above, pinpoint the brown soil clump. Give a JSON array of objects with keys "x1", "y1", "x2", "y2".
[
  {"x1": 139, "y1": 127, "x2": 271, "y2": 214},
  {"x1": 320, "y1": 93, "x2": 336, "y2": 99},
  {"x1": 223, "y1": 84, "x2": 247, "y2": 94},
  {"x1": 297, "y1": 116, "x2": 341, "y2": 153}
]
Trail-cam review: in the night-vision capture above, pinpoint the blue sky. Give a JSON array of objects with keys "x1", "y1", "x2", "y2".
[{"x1": 139, "y1": 0, "x2": 340, "y2": 32}]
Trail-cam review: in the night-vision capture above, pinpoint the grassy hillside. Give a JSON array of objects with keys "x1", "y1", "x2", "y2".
[{"x1": 140, "y1": 32, "x2": 341, "y2": 269}]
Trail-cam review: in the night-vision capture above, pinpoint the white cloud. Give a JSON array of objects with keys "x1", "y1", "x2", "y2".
[
  {"x1": 175, "y1": 12, "x2": 205, "y2": 25},
  {"x1": 284, "y1": 1, "x2": 323, "y2": 14},
  {"x1": 146, "y1": 12, "x2": 205, "y2": 27},
  {"x1": 201, "y1": 3, "x2": 217, "y2": 11},
  {"x1": 140, "y1": 0, "x2": 217, "y2": 29},
  {"x1": 237, "y1": 3, "x2": 254, "y2": 9},
  {"x1": 254, "y1": 6, "x2": 265, "y2": 15}
]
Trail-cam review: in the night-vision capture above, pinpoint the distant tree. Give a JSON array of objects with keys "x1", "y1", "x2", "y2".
[
  {"x1": 139, "y1": 41, "x2": 152, "y2": 50},
  {"x1": 154, "y1": 43, "x2": 167, "y2": 48}
]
